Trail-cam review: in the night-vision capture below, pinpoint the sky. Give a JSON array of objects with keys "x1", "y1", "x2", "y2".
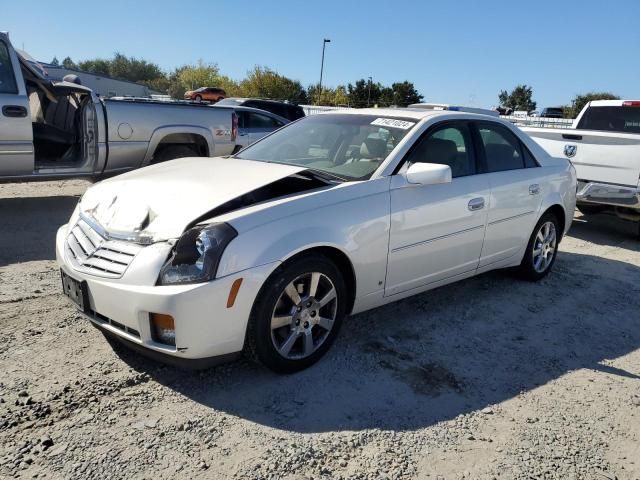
[{"x1": 3, "y1": 0, "x2": 639, "y2": 108}]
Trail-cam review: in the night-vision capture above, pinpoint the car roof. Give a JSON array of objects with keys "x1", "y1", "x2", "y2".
[
  {"x1": 317, "y1": 107, "x2": 454, "y2": 120},
  {"x1": 212, "y1": 105, "x2": 289, "y2": 123}
]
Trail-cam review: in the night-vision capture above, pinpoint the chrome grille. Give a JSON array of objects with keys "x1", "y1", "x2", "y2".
[{"x1": 65, "y1": 218, "x2": 142, "y2": 278}]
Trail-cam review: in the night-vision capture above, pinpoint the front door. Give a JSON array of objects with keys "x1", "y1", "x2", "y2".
[
  {"x1": 0, "y1": 37, "x2": 33, "y2": 176},
  {"x1": 386, "y1": 121, "x2": 489, "y2": 296}
]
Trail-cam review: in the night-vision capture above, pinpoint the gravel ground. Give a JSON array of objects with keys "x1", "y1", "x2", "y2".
[{"x1": 1, "y1": 180, "x2": 639, "y2": 480}]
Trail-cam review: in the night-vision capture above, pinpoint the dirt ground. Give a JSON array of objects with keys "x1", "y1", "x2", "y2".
[{"x1": 1, "y1": 180, "x2": 639, "y2": 480}]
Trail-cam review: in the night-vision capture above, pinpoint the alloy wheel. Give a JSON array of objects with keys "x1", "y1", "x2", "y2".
[
  {"x1": 532, "y1": 221, "x2": 557, "y2": 273},
  {"x1": 270, "y1": 272, "x2": 338, "y2": 360}
]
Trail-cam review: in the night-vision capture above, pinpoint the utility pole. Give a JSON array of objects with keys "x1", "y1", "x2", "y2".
[
  {"x1": 367, "y1": 76, "x2": 372, "y2": 107},
  {"x1": 317, "y1": 38, "x2": 331, "y2": 105}
]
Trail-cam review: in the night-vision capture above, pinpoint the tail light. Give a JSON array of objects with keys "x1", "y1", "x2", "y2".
[
  {"x1": 622, "y1": 101, "x2": 640, "y2": 107},
  {"x1": 231, "y1": 112, "x2": 238, "y2": 142}
]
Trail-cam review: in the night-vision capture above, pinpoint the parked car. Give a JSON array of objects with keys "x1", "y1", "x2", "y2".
[
  {"x1": 184, "y1": 87, "x2": 226, "y2": 103},
  {"x1": 216, "y1": 97, "x2": 305, "y2": 121},
  {"x1": 57, "y1": 108, "x2": 576, "y2": 372},
  {"x1": 539, "y1": 107, "x2": 564, "y2": 119},
  {"x1": 214, "y1": 105, "x2": 288, "y2": 151},
  {"x1": 0, "y1": 33, "x2": 237, "y2": 182},
  {"x1": 523, "y1": 100, "x2": 640, "y2": 218}
]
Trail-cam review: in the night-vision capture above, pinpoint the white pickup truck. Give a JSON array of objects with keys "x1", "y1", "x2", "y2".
[
  {"x1": 0, "y1": 32, "x2": 236, "y2": 182},
  {"x1": 523, "y1": 100, "x2": 640, "y2": 219}
]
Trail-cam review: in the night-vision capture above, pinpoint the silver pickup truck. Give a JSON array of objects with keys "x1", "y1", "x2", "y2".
[{"x1": 0, "y1": 32, "x2": 236, "y2": 182}]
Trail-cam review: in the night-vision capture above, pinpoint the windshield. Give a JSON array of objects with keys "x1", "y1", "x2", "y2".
[{"x1": 235, "y1": 113, "x2": 417, "y2": 180}]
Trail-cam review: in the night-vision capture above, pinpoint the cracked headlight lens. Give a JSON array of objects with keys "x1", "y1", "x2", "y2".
[{"x1": 158, "y1": 223, "x2": 237, "y2": 285}]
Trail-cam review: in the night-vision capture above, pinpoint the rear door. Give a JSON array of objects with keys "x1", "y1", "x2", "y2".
[
  {"x1": 0, "y1": 36, "x2": 33, "y2": 176},
  {"x1": 474, "y1": 121, "x2": 543, "y2": 267}
]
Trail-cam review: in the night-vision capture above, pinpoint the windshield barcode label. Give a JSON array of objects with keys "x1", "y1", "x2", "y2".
[{"x1": 370, "y1": 118, "x2": 415, "y2": 130}]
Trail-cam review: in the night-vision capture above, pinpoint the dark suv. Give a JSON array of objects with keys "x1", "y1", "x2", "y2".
[{"x1": 216, "y1": 98, "x2": 305, "y2": 121}]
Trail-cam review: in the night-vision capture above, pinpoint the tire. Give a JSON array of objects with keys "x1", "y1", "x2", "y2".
[
  {"x1": 152, "y1": 145, "x2": 197, "y2": 164},
  {"x1": 577, "y1": 204, "x2": 606, "y2": 215},
  {"x1": 194, "y1": 95, "x2": 202, "y2": 103},
  {"x1": 517, "y1": 212, "x2": 560, "y2": 281},
  {"x1": 246, "y1": 254, "x2": 347, "y2": 373}
]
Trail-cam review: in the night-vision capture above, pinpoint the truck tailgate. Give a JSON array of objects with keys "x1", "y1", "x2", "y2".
[{"x1": 524, "y1": 127, "x2": 640, "y2": 187}]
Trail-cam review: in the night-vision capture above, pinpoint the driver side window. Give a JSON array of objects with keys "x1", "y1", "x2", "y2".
[{"x1": 404, "y1": 122, "x2": 476, "y2": 178}]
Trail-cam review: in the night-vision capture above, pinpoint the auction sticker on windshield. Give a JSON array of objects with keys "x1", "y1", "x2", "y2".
[{"x1": 370, "y1": 118, "x2": 415, "y2": 129}]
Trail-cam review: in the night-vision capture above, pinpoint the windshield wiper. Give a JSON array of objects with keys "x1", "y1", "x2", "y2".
[{"x1": 303, "y1": 168, "x2": 350, "y2": 183}]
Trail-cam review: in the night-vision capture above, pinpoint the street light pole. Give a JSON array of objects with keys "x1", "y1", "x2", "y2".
[
  {"x1": 367, "y1": 76, "x2": 372, "y2": 107},
  {"x1": 318, "y1": 38, "x2": 331, "y2": 105}
]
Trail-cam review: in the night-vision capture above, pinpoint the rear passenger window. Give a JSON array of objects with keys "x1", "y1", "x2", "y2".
[
  {"x1": 0, "y1": 41, "x2": 18, "y2": 94},
  {"x1": 478, "y1": 123, "x2": 525, "y2": 172},
  {"x1": 405, "y1": 123, "x2": 476, "y2": 178}
]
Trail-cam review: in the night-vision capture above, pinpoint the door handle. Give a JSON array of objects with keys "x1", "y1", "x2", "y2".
[
  {"x1": 2, "y1": 105, "x2": 28, "y2": 118},
  {"x1": 468, "y1": 197, "x2": 485, "y2": 211},
  {"x1": 529, "y1": 184, "x2": 540, "y2": 195}
]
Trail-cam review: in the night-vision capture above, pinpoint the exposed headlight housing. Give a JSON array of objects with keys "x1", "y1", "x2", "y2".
[{"x1": 158, "y1": 223, "x2": 237, "y2": 285}]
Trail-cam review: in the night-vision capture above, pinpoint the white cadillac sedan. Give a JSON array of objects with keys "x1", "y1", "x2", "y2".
[{"x1": 56, "y1": 108, "x2": 576, "y2": 373}]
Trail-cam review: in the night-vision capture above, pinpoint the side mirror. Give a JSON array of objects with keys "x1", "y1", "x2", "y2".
[{"x1": 405, "y1": 163, "x2": 452, "y2": 185}]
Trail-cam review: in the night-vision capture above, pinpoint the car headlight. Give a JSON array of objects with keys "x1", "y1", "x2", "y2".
[{"x1": 158, "y1": 223, "x2": 237, "y2": 285}]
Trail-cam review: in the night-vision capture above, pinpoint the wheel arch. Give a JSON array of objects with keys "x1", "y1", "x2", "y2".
[
  {"x1": 541, "y1": 203, "x2": 567, "y2": 239},
  {"x1": 277, "y1": 245, "x2": 358, "y2": 315},
  {"x1": 143, "y1": 126, "x2": 214, "y2": 165}
]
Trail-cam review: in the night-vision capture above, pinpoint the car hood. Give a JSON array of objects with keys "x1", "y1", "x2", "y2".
[{"x1": 78, "y1": 157, "x2": 307, "y2": 242}]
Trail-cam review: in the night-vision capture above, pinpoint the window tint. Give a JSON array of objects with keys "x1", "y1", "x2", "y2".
[
  {"x1": 0, "y1": 41, "x2": 18, "y2": 94},
  {"x1": 237, "y1": 111, "x2": 247, "y2": 129},
  {"x1": 577, "y1": 106, "x2": 640, "y2": 134},
  {"x1": 478, "y1": 123, "x2": 524, "y2": 172},
  {"x1": 405, "y1": 123, "x2": 476, "y2": 178},
  {"x1": 248, "y1": 113, "x2": 281, "y2": 129}
]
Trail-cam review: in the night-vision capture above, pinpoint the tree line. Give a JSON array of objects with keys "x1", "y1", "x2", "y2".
[
  {"x1": 499, "y1": 84, "x2": 620, "y2": 118},
  {"x1": 50, "y1": 54, "x2": 423, "y2": 107}
]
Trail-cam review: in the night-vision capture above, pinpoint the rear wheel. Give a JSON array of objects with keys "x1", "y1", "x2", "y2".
[
  {"x1": 247, "y1": 254, "x2": 346, "y2": 373},
  {"x1": 517, "y1": 212, "x2": 560, "y2": 281},
  {"x1": 152, "y1": 145, "x2": 198, "y2": 163}
]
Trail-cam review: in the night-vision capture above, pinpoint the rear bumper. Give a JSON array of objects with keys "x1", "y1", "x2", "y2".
[{"x1": 576, "y1": 180, "x2": 640, "y2": 209}]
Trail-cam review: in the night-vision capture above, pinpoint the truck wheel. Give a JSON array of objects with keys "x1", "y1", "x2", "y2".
[
  {"x1": 152, "y1": 145, "x2": 198, "y2": 164},
  {"x1": 577, "y1": 204, "x2": 606, "y2": 216},
  {"x1": 246, "y1": 254, "x2": 346, "y2": 373}
]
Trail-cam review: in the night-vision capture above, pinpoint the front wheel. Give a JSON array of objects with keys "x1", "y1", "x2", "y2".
[
  {"x1": 517, "y1": 213, "x2": 560, "y2": 281},
  {"x1": 247, "y1": 254, "x2": 347, "y2": 373}
]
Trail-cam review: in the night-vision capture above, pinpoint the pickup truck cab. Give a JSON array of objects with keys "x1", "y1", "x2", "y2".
[
  {"x1": 523, "y1": 100, "x2": 640, "y2": 218},
  {"x1": 0, "y1": 32, "x2": 236, "y2": 182}
]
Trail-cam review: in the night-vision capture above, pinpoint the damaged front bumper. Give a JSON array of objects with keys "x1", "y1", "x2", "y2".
[{"x1": 56, "y1": 225, "x2": 279, "y2": 367}]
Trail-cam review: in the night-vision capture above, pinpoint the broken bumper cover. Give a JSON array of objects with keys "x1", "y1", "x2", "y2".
[
  {"x1": 576, "y1": 180, "x2": 640, "y2": 209},
  {"x1": 56, "y1": 225, "x2": 279, "y2": 366}
]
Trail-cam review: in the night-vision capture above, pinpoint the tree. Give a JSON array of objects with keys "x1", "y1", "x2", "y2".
[
  {"x1": 499, "y1": 84, "x2": 536, "y2": 112},
  {"x1": 77, "y1": 53, "x2": 164, "y2": 83},
  {"x1": 61, "y1": 57, "x2": 77, "y2": 69},
  {"x1": 240, "y1": 66, "x2": 307, "y2": 103},
  {"x1": 564, "y1": 92, "x2": 620, "y2": 119},
  {"x1": 347, "y1": 79, "x2": 382, "y2": 107},
  {"x1": 389, "y1": 81, "x2": 423, "y2": 107},
  {"x1": 50, "y1": 57, "x2": 60, "y2": 66}
]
